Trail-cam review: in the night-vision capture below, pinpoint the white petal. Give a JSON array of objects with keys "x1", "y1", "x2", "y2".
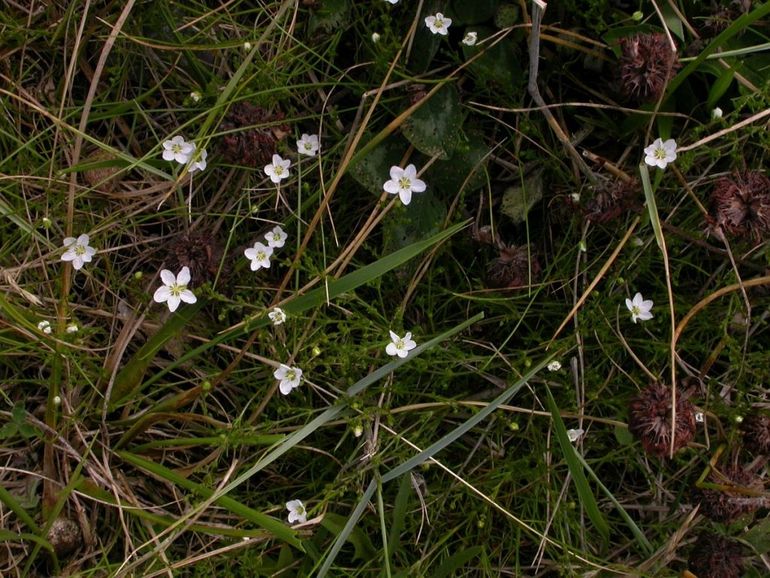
[
  {"x1": 399, "y1": 189, "x2": 412, "y2": 205},
  {"x1": 167, "y1": 295, "x2": 181, "y2": 312},
  {"x1": 386, "y1": 343, "x2": 398, "y2": 356},
  {"x1": 160, "y1": 269, "x2": 176, "y2": 286},
  {"x1": 411, "y1": 178, "x2": 426, "y2": 193},
  {"x1": 177, "y1": 266, "x2": 191, "y2": 286},
  {"x1": 77, "y1": 234, "x2": 90, "y2": 245},
  {"x1": 153, "y1": 286, "x2": 171, "y2": 303},
  {"x1": 61, "y1": 249, "x2": 77, "y2": 262},
  {"x1": 388, "y1": 330, "x2": 400, "y2": 342},
  {"x1": 71, "y1": 256, "x2": 84, "y2": 270},
  {"x1": 625, "y1": 298, "x2": 633, "y2": 312},
  {"x1": 63, "y1": 237, "x2": 76, "y2": 247},
  {"x1": 389, "y1": 165, "x2": 403, "y2": 180},
  {"x1": 180, "y1": 289, "x2": 197, "y2": 304},
  {"x1": 383, "y1": 180, "x2": 399, "y2": 195}
]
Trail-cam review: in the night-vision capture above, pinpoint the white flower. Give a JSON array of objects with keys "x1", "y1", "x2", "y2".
[
  {"x1": 244, "y1": 241, "x2": 273, "y2": 271},
  {"x1": 371, "y1": 32, "x2": 381, "y2": 43},
  {"x1": 425, "y1": 13, "x2": 452, "y2": 35},
  {"x1": 567, "y1": 428, "x2": 584, "y2": 443},
  {"x1": 243, "y1": 41, "x2": 252, "y2": 51},
  {"x1": 162, "y1": 135, "x2": 195, "y2": 165},
  {"x1": 296, "y1": 134, "x2": 319, "y2": 157},
  {"x1": 264, "y1": 154, "x2": 291, "y2": 184},
  {"x1": 61, "y1": 234, "x2": 97, "y2": 271},
  {"x1": 286, "y1": 499, "x2": 307, "y2": 524},
  {"x1": 66, "y1": 323, "x2": 78, "y2": 334},
  {"x1": 188, "y1": 148, "x2": 207, "y2": 174},
  {"x1": 712, "y1": 107, "x2": 723, "y2": 119},
  {"x1": 274, "y1": 364, "x2": 303, "y2": 395},
  {"x1": 462, "y1": 31, "x2": 478, "y2": 46},
  {"x1": 37, "y1": 320, "x2": 52, "y2": 334},
  {"x1": 153, "y1": 266, "x2": 197, "y2": 313},
  {"x1": 643, "y1": 138, "x2": 677, "y2": 170},
  {"x1": 383, "y1": 164, "x2": 427, "y2": 206},
  {"x1": 385, "y1": 330, "x2": 417, "y2": 358},
  {"x1": 268, "y1": 307, "x2": 287, "y2": 326},
  {"x1": 695, "y1": 412, "x2": 704, "y2": 423},
  {"x1": 265, "y1": 225, "x2": 288, "y2": 248},
  {"x1": 190, "y1": 91, "x2": 201, "y2": 103},
  {"x1": 547, "y1": 360, "x2": 562, "y2": 372},
  {"x1": 625, "y1": 292, "x2": 654, "y2": 323}
]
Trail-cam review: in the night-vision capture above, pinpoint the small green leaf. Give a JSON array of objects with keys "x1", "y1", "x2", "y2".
[
  {"x1": 402, "y1": 83, "x2": 463, "y2": 160},
  {"x1": 500, "y1": 170, "x2": 543, "y2": 224},
  {"x1": 321, "y1": 512, "x2": 377, "y2": 561}
]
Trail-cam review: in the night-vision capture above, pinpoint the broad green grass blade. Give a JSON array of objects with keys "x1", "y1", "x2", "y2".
[
  {"x1": 639, "y1": 163, "x2": 665, "y2": 251},
  {"x1": 545, "y1": 386, "x2": 610, "y2": 546},
  {"x1": 117, "y1": 451, "x2": 302, "y2": 549}
]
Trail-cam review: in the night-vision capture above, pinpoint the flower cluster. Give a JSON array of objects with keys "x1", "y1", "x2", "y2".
[
  {"x1": 161, "y1": 135, "x2": 208, "y2": 173},
  {"x1": 244, "y1": 225, "x2": 288, "y2": 271}
]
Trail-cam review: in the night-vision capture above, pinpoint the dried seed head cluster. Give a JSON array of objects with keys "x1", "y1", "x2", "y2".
[
  {"x1": 619, "y1": 33, "x2": 680, "y2": 102},
  {"x1": 47, "y1": 517, "x2": 82, "y2": 558},
  {"x1": 742, "y1": 412, "x2": 770, "y2": 454},
  {"x1": 698, "y1": 463, "x2": 764, "y2": 523},
  {"x1": 583, "y1": 178, "x2": 641, "y2": 223},
  {"x1": 628, "y1": 382, "x2": 696, "y2": 457},
  {"x1": 166, "y1": 232, "x2": 224, "y2": 288},
  {"x1": 486, "y1": 244, "x2": 541, "y2": 289},
  {"x1": 710, "y1": 170, "x2": 770, "y2": 240},
  {"x1": 687, "y1": 532, "x2": 744, "y2": 578},
  {"x1": 219, "y1": 102, "x2": 289, "y2": 167}
]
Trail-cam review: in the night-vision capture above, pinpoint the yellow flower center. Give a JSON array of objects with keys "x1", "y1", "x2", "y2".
[
  {"x1": 398, "y1": 176, "x2": 411, "y2": 190},
  {"x1": 74, "y1": 245, "x2": 86, "y2": 256}
]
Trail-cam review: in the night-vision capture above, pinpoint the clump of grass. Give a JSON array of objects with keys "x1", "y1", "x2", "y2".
[{"x1": 2, "y1": 0, "x2": 770, "y2": 576}]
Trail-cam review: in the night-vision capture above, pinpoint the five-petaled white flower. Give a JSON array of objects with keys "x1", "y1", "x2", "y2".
[
  {"x1": 425, "y1": 13, "x2": 452, "y2": 35},
  {"x1": 643, "y1": 138, "x2": 677, "y2": 169},
  {"x1": 286, "y1": 499, "x2": 307, "y2": 524},
  {"x1": 244, "y1": 242, "x2": 273, "y2": 271},
  {"x1": 383, "y1": 164, "x2": 427, "y2": 206},
  {"x1": 296, "y1": 134, "x2": 319, "y2": 157},
  {"x1": 61, "y1": 234, "x2": 97, "y2": 271},
  {"x1": 274, "y1": 364, "x2": 303, "y2": 395},
  {"x1": 188, "y1": 148, "x2": 208, "y2": 174},
  {"x1": 625, "y1": 292, "x2": 653, "y2": 323},
  {"x1": 268, "y1": 307, "x2": 287, "y2": 326},
  {"x1": 567, "y1": 428, "x2": 584, "y2": 443},
  {"x1": 265, "y1": 225, "x2": 288, "y2": 248},
  {"x1": 37, "y1": 320, "x2": 52, "y2": 334},
  {"x1": 462, "y1": 31, "x2": 478, "y2": 46},
  {"x1": 264, "y1": 154, "x2": 291, "y2": 184},
  {"x1": 547, "y1": 360, "x2": 562, "y2": 372},
  {"x1": 162, "y1": 135, "x2": 195, "y2": 165},
  {"x1": 153, "y1": 266, "x2": 197, "y2": 313},
  {"x1": 66, "y1": 323, "x2": 78, "y2": 334},
  {"x1": 386, "y1": 330, "x2": 417, "y2": 358}
]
